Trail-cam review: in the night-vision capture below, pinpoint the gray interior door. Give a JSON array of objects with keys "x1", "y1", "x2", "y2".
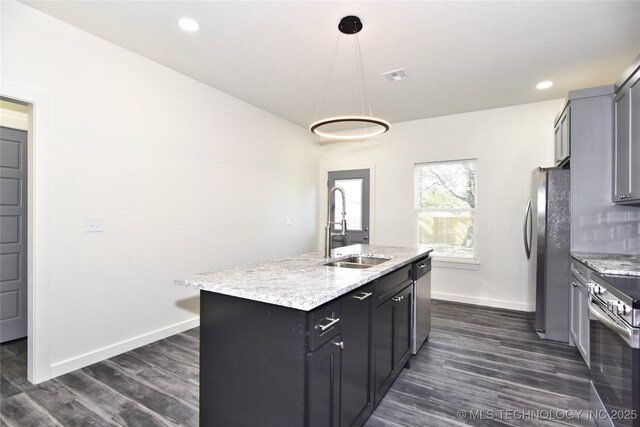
[
  {"x1": 328, "y1": 169, "x2": 370, "y2": 248},
  {"x1": 1, "y1": 127, "x2": 28, "y2": 343}
]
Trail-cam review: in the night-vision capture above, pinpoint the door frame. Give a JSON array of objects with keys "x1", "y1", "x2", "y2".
[
  {"x1": 318, "y1": 162, "x2": 376, "y2": 251},
  {"x1": 2, "y1": 82, "x2": 53, "y2": 384}
]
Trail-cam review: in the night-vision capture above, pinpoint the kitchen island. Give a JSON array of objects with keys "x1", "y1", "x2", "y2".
[{"x1": 176, "y1": 244, "x2": 432, "y2": 427}]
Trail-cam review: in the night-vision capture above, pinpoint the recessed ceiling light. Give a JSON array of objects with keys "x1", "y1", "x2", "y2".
[
  {"x1": 536, "y1": 81, "x2": 553, "y2": 90},
  {"x1": 178, "y1": 18, "x2": 199, "y2": 32}
]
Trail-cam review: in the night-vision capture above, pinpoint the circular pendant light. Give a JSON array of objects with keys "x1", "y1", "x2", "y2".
[
  {"x1": 310, "y1": 16, "x2": 390, "y2": 141},
  {"x1": 310, "y1": 116, "x2": 390, "y2": 140}
]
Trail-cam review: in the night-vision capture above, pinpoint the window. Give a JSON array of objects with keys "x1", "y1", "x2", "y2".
[
  {"x1": 333, "y1": 178, "x2": 363, "y2": 230},
  {"x1": 415, "y1": 159, "x2": 477, "y2": 260}
]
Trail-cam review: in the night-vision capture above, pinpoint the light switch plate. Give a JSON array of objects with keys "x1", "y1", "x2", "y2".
[
  {"x1": 86, "y1": 217, "x2": 104, "y2": 232},
  {"x1": 285, "y1": 216, "x2": 293, "y2": 226}
]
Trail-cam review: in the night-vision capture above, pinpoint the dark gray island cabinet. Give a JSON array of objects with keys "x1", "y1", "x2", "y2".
[{"x1": 194, "y1": 249, "x2": 430, "y2": 427}]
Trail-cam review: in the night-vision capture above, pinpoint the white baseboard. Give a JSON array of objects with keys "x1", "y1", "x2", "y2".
[
  {"x1": 432, "y1": 291, "x2": 535, "y2": 312},
  {"x1": 50, "y1": 317, "x2": 200, "y2": 379}
]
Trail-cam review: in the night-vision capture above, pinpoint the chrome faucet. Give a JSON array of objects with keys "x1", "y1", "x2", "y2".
[{"x1": 325, "y1": 186, "x2": 347, "y2": 258}]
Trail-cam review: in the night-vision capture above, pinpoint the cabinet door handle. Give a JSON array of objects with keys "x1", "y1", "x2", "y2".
[
  {"x1": 353, "y1": 292, "x2": 372, "y2": 301},
  {"x1": 315, "y1": 317, "x2": 340, "y2": 331},
  {"x1": 393, "y1": 296, "x2": 402, "y2": 302},
  {"x1": 417, "y1": 263, "x2": 427, "y2": 268},
  {"x1": 572, "y1": 282, "x2": 578, "y2": 287},
  {"x1": 333, "y1": 341, "x2": 344, "y2": 350}
]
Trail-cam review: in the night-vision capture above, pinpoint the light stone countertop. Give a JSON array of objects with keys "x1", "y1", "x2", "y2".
[
  {"x1": 571, "y1": 252, "x2": 640, "y2": 277},
  {"x1": 175, "y1": 244, "x2": 432, "y2": 311}
]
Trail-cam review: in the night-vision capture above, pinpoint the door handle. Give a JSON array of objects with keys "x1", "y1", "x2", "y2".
[
  {"x1": 353, "y1": 292, "x2": 372, "y2": 301},
  {"x1": 588, "y1": 297, "x2": 635, "y2": 347},
  {"x1": 523, "y1": 198, "x2": 532, "y2": 259},
  {"x1": 315, "y1": 317, "x2": 340, "y2": 331}
]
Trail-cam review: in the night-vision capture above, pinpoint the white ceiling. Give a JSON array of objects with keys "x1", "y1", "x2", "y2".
[{"x1": 22, "y1": 1, "x2": 640, "y2": 129}]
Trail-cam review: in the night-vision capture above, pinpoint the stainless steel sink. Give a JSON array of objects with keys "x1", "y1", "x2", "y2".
[
  {"x1": 324, "y1": 261, "x2": 373, "y2": 269},
  {"x1": 324, "y1": 255, "x2": 391, "y2": 269}
]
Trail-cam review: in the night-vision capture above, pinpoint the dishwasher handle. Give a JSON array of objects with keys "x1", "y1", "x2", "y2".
[{"x1": 413, "y1": 258, "x2": 431, "y2": 280}]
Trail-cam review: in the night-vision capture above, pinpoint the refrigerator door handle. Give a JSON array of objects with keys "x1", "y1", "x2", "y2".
[{"x1": 523, "y1": 198, "x2": 532, "y2": 259}]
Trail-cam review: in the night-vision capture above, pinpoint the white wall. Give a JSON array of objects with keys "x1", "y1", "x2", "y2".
[
  {"x1": 317, "y1": 99, "x2": 563, "y2": 310},
  {"x1": 1, "y1": 1, "x2": 317, "y2": 380},
  {"x1": 1, "y1": 0, "x2": 566, "y2": 382}
]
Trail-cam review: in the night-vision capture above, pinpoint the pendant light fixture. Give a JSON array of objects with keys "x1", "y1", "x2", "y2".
[{"x1": 310, "y1": 15, "x2": 390, "y2": 141}]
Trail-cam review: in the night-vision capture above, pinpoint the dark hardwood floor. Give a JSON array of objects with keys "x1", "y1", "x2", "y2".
[
  {"x1": 1, "y1": 300, "x2": 591, "y2": 426},
  {"x1": 366, "y1": 301, "x2": 592, "y2": 427}
]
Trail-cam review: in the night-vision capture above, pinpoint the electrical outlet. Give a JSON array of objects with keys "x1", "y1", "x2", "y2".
[
  {"x1": 86, "y1": 217, "x2": 104, "y2": 232},
  {"x1": 285, "y1": 216, "x2": 293, "y2": 226}
]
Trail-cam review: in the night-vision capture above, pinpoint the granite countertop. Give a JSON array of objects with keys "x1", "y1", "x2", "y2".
[
  {"x1": 175, "y1": 244, "x2": 432, "y2": 311},
  {"x1": 571, "y1": 252, "x2": 640, "y2": 277}
]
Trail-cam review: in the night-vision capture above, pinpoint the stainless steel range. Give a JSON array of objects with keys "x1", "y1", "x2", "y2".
[{"x1": 588, "y1": 273, "x2": 640, "y2": 427}]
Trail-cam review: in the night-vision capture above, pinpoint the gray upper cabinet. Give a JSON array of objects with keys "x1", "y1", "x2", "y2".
[
  {"x1": 554, "y1": 106, "x2": 571, "y2": 166},
  {"x1": 613, "y1": 58, "x2": 640, "y2": 204},
  {"x1": 563, "y1": 84, "x2": 637, "y2": 253},
  {"x1": 614, "y1": 87, "x2": 630, "y2": 200}
]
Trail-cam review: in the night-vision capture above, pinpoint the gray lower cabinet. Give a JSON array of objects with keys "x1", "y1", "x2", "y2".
[
  {"x1": 199, "y1": 262, "x2": 417, "y2": 427},
  {"x1": 374, "y1": 283, "x2": 413, "y2": 406},
  {"x1": 569, "y1": 260, "x2": 590, "y2": 366},
  {"x1": 340, "y1": 284, "x2": 375, "y2": 427},
  {"x1": 307, "y1": 334, "x2": 342, "y2": 427},
  {"x1": 613, "y1": 57, "x2": 640, "y2": 204}
]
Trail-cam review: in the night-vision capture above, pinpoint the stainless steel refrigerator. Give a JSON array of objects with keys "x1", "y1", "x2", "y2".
[{"x1": 523, "y1": 167, "x2": 570, "y2": 343}]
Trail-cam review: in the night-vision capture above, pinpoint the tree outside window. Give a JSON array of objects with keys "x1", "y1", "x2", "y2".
[{"x1": 415, "y1": 160, "x2": 477, "y2": 259}]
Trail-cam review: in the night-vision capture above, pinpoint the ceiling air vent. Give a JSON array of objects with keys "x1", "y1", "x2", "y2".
[{"x1": 381, "y1": 68, "x2": 409, "y2": 82}]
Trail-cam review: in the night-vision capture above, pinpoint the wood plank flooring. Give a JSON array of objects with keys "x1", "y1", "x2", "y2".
[
  {"x1": 1, "y1": 300, "x2": 592, "y2": 426},
  {"x1": 366, "y1": 301, "x2": 592, "y2": 427}
]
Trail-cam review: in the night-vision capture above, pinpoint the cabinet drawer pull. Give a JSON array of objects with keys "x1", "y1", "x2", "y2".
[
  {"x1": 417, "y1": 263, "x2": 427, "y2": 268},
  {"x1": 571, "y1": 267, "x2": 582, "y2": 277},
  {"x1": 393, "y1": 296, "x2": 402, "y2": 302},
  {"x1": 333, "y1": 341, "x2": 344, "y2": 350},
  {"x1": 353, "y1": 292, "x2": 372, "y2": 301},
  {"x1": 315, "y1": 317, "x2": 340, "y2": 331}
]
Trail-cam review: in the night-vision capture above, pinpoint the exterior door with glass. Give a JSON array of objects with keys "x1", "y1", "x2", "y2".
[{"x1": 328, "y1": 169, "x2": 370, "y2": 247}]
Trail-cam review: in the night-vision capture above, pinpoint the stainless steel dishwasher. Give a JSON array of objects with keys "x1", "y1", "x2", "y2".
[{"x1": 412, "y1": 257, "x2": 432, "y2": 354}]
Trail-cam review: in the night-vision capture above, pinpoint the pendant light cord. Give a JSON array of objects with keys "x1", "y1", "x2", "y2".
[
  {"x1": 310, "y1": 15, "x2": 390, "y2": 140},
  {"x1": 354, "y1": 31, "x2": 373, "y2": 118},
  {"x1": 313, "y1": 34, "x2": 342, "y2": 123},
  {"x1": 314, "y1": 20, "x2": 373, "y2": 124}
]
